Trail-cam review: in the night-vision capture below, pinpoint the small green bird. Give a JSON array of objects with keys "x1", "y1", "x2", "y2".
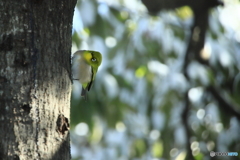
[{"x1": 72, "y1": 50, "x2": 102, "y2": 98}]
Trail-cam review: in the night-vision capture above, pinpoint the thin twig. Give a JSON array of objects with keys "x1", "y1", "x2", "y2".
[{"x1": 207, "y1": 86, "x2": 240, "y2": 121}]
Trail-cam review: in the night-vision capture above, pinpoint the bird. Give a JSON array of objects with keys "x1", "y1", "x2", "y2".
[{"x1": 72, "y1": 50, "x2": 102, "y2": 99}]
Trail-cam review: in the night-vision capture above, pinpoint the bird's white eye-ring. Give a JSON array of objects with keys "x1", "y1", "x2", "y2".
[{"x1": 91, "y1": 58, "x2": 97, "y2": 62}]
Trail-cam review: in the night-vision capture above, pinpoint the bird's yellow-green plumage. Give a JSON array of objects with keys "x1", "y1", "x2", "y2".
[{"x1": 72, "y1": 50, "x2": 102, "y2": 98}]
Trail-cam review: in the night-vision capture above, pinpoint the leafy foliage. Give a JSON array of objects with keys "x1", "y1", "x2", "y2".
[{"x1": 71, "y1": 0, "x2": 240, "y2": 159}]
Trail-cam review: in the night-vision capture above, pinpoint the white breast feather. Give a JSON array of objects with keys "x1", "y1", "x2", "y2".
[{"x1": 72, "y1": 54, "x2": 92, "y2": 84}]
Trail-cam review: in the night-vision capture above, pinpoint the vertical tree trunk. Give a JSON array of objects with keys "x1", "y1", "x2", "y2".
[{"x1": 0, "y1": 0, "x2": 76, "y2": 159}]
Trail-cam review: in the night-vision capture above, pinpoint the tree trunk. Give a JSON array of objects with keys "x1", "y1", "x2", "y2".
[{"x1": 0, "y1": 0, "x2": 76, "y2": 159}]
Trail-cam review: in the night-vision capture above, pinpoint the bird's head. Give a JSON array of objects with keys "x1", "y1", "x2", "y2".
[{"x1": 82, "y1": 50, "x2": 102, "y2": 68}]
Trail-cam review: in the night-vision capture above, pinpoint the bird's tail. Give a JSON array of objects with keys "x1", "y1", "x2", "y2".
[{"x1": 81, "y1": 87, "x2": 87, "y2": 99}]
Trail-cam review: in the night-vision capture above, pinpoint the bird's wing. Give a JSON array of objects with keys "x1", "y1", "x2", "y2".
[{"x1": 86, "y1": 66, "x2": 94, "y2": 91}]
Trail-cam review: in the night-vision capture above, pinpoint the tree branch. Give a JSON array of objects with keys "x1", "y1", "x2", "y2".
[
  {"x1": 141, "y1": 0, "x2": 224, "y2": 159},
  {"x1": 141, "y1": 0, "x2": 223, "y2": 15},
  {"x1": 180, "y1": 1, "x2": 223, "y2": 159},
  {"x1": 142, "y1": 0, "x2": 224, "y2": 79},
  {"x1": 207, "y1": 86, "x2": 240, "y2": 121},
  {"x1": 183, "y1": 0, "x2": 223, "y2": 79},
  {"x1": 181, "y1": 90, "x2": 195, "y2": 160}
]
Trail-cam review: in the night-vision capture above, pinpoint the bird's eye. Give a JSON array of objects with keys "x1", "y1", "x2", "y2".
[{"x1": 91, "y1": 58, "x2": 97, "y2": 62}]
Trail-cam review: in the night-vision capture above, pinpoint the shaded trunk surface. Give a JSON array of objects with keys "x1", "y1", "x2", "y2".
[{"x1": 0, "y1": 0, "x2": 76, "y2": 159}]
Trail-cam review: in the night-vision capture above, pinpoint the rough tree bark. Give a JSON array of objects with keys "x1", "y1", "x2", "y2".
[{"x1": 0, "y1": 0, "x2": 77, "y2": 159}]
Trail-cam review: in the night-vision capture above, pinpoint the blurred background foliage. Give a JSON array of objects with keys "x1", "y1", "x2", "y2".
[{"x1": 70, "y1": 0, "x2": 240, "y2": 159}]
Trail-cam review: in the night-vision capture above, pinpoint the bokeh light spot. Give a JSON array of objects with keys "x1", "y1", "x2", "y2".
[
  {"x1": 188, "y1": 87, "x2": 203, "y2": 103},
  {"x1": 75, "y1": 122, "x2": 89, "y2": 136},
  {"x1": 116, "y1": 121, "x2": 126, "y2": 132},
  {"x1": 135, "y1": 66, "x2": 147, "y2": 78},
  {"x1": 170, "y1": 148, "x2": 179, "y2": 157},
  {"x1": 105, "y1": 36, "x2": 117, "y2": 48},
  {"x1": 197, "y1": 109, "x2": 205, "y2": 119},
  {"x1": 149, "y1": 130, "x2": 160, "y2": 140}
]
